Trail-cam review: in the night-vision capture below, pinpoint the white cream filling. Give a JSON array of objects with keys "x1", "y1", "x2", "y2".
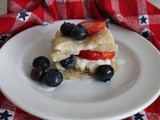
[
  {"x1": 56, "y1": 62, "x2": 65, "y2": 70},
  {"x1": 56, "y1": 57, "x2": 111, "y2": 73},
  {"x1": 75, "y1": 57, "x2": 111, "y2": 73}
]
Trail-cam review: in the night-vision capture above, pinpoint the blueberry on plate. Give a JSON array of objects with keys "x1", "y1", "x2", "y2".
[
  {"x1": 30, "y1": 66, "x2": 45, "y2": 81},
  {"x1": 94, "y1": 65, "x2": 114, "y2": 82},
  {"x1": 60, "y1": 22, "x2": 76, "y2": 36},
  {"x1": 32, "y1": 56, "x2": 50, "y2": 70},
  {"x1": 60, "y1": 55, "x2": 76, "y2": 69},
  {"x1": 71, "y1": 25, "x2": 88, "y2": 41},
  {"x1": 43, "y1": 69, "x2": 63, "y2": 87}
]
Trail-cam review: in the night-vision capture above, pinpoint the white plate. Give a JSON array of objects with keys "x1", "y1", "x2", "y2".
[{"x1": 0, "y1": 20, "x2": 160, "y2": 120}]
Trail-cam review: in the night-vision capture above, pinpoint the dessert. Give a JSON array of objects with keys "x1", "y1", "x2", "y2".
[
  {"x1": 51, "y1": 20, "x2": 119, "y2": 81},
  {"x1": 30, "y1": 20, "x2": 119, "y2": 88}
]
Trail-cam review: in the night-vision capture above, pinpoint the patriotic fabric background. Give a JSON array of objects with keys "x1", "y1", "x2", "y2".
[{"x1": 0, "y1": 0, "x2": 160, "y2": 120}]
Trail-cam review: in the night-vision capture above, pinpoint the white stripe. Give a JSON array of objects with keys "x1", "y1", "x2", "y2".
[
  {"x1": 137, "y1": 0, "x2": 147, "y2": 15},
  {"x1": 44, "y1": 8, "x2": 53, "y2": 23},
  {"x1": 8, "y1": 0, "x2": 23, "y2": 13},
  {"x1": 47, "y1": 0, "x2": 55, "y2": 5},
  {"x1": 111, "y1": 0, "x2": 120, "y2": 13},
  {"x1": 9, "y1": 18, "x2": 26, "y2": 35},
  {"x1": 25, "y1": 0, "x2": 36, "y2": 10},
  {"x1": 124, "y1": 16, "x2": 140, "y2": 31},
  {"x1": 111, "y1": 0, "x2": 124, "y2": 23},
  {"x1": 145, "y1": 112, "x2": 160, "y2": 120},
  {"x1": 82, "y1": 0, "x2": 91, "y2": 18},
  {"x1": 149, "y1": 14, "x2": 160, "y2": 24},
  {"x1": 137, "y1": 0, "x2": 150, "y2": 32},
  {"x1": 56, "y1": 0, "x2": 67, "y2": 19}
]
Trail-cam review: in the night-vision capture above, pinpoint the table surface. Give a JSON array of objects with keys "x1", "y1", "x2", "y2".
[{"x1": 0, "y1": 0, "x2": 159, "y2": 15}]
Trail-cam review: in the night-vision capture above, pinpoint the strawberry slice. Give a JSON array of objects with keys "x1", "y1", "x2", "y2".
[
  {"x1": 78, "y1": 50, "x2": 115, "y2": 60},
  {"x1": 101, "y1": 51, "x2": 116, "y2": 60},
  {"x1": 78, "y1": 20, "x2": 106, "y2": 35}
]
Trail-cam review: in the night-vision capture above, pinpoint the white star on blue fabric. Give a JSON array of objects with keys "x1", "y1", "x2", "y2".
[
  {"x1": 17, "y1": 10, "x2": 31, "y2": 22},
  {"x1": 139, "y1": 15, "x2": 149, "y2": 25}
]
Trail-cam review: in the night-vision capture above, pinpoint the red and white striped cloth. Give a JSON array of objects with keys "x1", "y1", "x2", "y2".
[{"x1": 0, "y1": 0, "x2": 160, "y2": 120}]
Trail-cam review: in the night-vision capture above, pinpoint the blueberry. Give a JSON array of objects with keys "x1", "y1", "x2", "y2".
[
  {"x1": 30, "y1": 66, "x2": 45, "y2": 81},
  {"x1": 60, "y1": 55, "x2": 76, "y2": 69},
  {"x1": 60, "y1": 22, "x2": 76, "y2": 36},
  {"x1": 94, "y1": 65, "x2": 114, "y2": 82},
  {"x1": 43, "y1": 69, "x2": 63, "y2": 87},
  {"x1": 71, "y1": 25, "x2": 88, "y2": 41},
  {"x1": 32, "y1": 56, "x2": 50, "y2": 70}
]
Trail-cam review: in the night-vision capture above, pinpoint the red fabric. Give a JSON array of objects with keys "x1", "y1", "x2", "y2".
[
  {"x1": 66, "y1": 1, "x2": 84, "y2": 19},
  {"x1": 0, "y1": 0, "x2": 160, "y2": 120}
]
